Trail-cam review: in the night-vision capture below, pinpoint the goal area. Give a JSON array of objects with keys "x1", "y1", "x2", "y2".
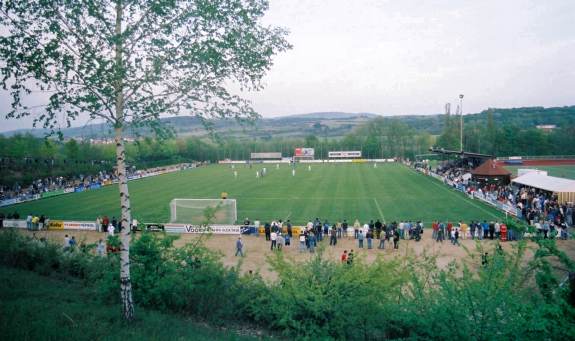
[{"x1": 170, "y1": 199, "x2": 237, "y2": 225}]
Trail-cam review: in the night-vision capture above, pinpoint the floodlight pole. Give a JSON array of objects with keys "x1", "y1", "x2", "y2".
[{"x1": 459, "y1": 94, "x2": 464, "y2": 152}]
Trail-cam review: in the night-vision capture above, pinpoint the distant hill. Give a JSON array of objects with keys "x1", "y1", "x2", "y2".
[{"x1": 2, "y1": 106, "x2": 574, "y2": 140}]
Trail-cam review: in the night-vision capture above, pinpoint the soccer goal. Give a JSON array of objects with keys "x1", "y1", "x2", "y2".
[{"x1": 170, "y1": 199, "x2": 237, "y2": 225}]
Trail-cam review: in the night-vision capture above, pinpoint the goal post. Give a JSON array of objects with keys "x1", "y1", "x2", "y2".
[{"x1": 170, "y1": 199, "x2": 237, "y2": 225}]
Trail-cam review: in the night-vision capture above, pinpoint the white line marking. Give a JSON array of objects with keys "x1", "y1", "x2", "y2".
[{"x1": 373, "y1": 197, "x2": 385, "y2": 221}]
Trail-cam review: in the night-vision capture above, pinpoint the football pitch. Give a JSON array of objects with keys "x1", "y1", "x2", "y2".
[{"x1": 0, "y1": 163, "x2": 505, "y2": 225}]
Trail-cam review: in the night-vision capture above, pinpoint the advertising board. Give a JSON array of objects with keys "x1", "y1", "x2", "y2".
[
  {"x1": 164, "y1": 224, "x2": 245, "y2": 234},
  {"x1": 294, "y1": 148, "x2": 314, "y2": 157},
  {"x1": 47, "y1": 220, "x2": 65, "y2": 230},
  {"x1": 62, "y1": 221, "x2": 97, "y2": 230},
  {"x1": 3, "y1": 219, "x2": 27, "y2": 228},
  {"x1": 328, "y1": 151, "x2": 362, "y2": 158},
  {"x1": 250, "y1": 152, "x2": 282, "y2": 159}
]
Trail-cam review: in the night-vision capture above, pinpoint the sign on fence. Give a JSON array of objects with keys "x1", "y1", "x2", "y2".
[
  {"x1": 62, "y1": 221, "x2": 97, "y2": 230},
  {"x1": 328, "y1": 151, "x2": 362, "y2": 158},
  {"x1": 164, "y1": 224, "x2": 245, "y2": 234},
  {"x1": 3, "y1": 219, "x2": 27, "y2": 228}
]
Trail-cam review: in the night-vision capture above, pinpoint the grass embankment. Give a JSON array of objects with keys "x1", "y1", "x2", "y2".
[{"x1": 0, "y1": 266, "x2": 256, "y2": 341}]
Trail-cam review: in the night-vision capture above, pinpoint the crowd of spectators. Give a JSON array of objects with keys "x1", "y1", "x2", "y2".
[
  {"x1": 0, "y1": 163, "x2": 196, "y2": 203},
  {"x1": 0, "y1": 170, "x2": 117, "y2": 201},
  {"x1": 419, "y1": 161, "x2": 574, "y2": 232}
]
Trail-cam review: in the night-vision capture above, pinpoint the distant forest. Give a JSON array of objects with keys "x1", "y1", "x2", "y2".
[{"x1": 1, "y1": 106, "x2": 574, "y2": 186}]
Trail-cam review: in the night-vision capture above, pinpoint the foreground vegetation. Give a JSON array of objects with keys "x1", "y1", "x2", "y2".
[
  {"x1": 0, "y1": 163, "x2": 504, "y2": 224},
  {"x1": 0, "y1": 266, "x2": 255, "y2": 340},
  {"x1": 0, "y1": 228, "x2": 573, "y2": 340}
]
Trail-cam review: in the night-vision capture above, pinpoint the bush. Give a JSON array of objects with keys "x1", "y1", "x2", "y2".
[{"x1": 1, "y1": 229, "x2": 574, "y2": 340}]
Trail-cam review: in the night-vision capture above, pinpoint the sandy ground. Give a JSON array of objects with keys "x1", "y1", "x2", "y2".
[{"x1": 17, "y1": 229, "x2": 575, "y2": 281}]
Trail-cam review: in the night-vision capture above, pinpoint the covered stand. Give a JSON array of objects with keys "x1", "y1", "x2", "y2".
[
  {"x1": 512, "y1": 172, "x2": 575, "y2": 204},
  {"x1": 471, "y1": 159, "x2": 512, "y2": 185}
]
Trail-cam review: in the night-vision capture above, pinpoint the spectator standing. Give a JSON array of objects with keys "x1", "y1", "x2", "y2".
[
  {"x1": 96, "y1": 239, "x2": 105, "y2": 256},
  {"x1": 69, "y1": 236, "x2": 77, "y2": 249},
  {"x1": 277, "y1": 233, "x2": 285, "y2": 250},
  {"x1": 264, "y1": 222, "x2": 271, "y2": 241},
  {"x1": 436, "y1": 222, "x2": 445, "y2": 242},
  {"x1": 358, "y1": 231, "x2": 364, "y2": 248},
  {"x1": 330, "y1": 227, "x2": 337, "y2": 246},
  {"x1": 286, "y1": 220, "x2": 293, "y2": 238},
  {"x1": 26, "y1": 214, "x2": 32, "y2": 230},
  {"x1": 353, "y1": 219, "x2": 360, "y2": 239},
  {"x1": 31, "y1": 215, "x2": 39, "y2": 230},
  {"x1": 107, "y1": 223, "x2": 115, "y2": 236},
  {"x1": 63, "y1": 234, "x2": 70, "y2": 250},
  {"x1": 489, "y1": 221, "x2": 495, "y2": 240},
  {"x1": 299, "y1": 233, "x2": 306, "y2": 252},
  {"x1": 235, "y1": 237, "x2": 244, "y2": 257},
  {"x1": 270, "y1": 231, "x2": 277, "y2": 250},
  {"x1": 366, "y1": 230, "x2": 373, "y2": 249},
  {"x1": 393, "y1": 229, "x2": 400, "y2": 249},
  {"x1": 378, "y1": 228, "x2": 386, "y2": 249},
  {"x1": 102, "y1": 215, "x2": 109, "y2": 233}
]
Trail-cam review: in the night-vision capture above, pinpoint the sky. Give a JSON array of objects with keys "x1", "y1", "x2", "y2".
[{"x1": 1, "y1": 0, "x2": 574, "y2": 132}]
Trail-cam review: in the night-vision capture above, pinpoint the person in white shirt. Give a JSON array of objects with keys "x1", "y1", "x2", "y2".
[
  {"x1": 270, "y1": 231, "x2": 278, "y2": 250},
  {"x1": 96, "y1": 239, "x2": 105, "y2": 256},
  {"x1": 399, "y1": 222, "x2": 405, "y2": 239},
  {"x1": 306, "y1": 221, "x2": 313, "y2": 232},
  {"x1": 292, "y1": 169, "x2": 295, "y2": 177},
  {"x1": 107, "y1": 223, "x2": 115, "y2": 236},
  {"x1": 299, "y1": 234, "x2": 306, "y2": 252},
  {"x1": 63, "y1": 234, "x2": 70, "y2": 249},
  {"x1": 362, "y1": 223, "x2": 369, "y2": 237}
]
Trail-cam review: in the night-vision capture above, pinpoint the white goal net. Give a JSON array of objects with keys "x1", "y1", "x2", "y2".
[{"x1": 170, "y1": 199, "x2": 237, "y2": 225}]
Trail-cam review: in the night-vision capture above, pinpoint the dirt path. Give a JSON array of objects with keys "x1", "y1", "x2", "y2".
[{"x1": 19, "y1": 229, "x2": 575, "y2": 281}]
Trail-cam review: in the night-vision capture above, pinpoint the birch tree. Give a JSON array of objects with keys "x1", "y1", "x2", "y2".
[{"x1": 0, "y1": 0, "x2": 290, "y2": 320}]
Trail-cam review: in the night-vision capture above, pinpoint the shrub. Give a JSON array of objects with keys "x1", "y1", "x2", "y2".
[{"x1": 1, "y1": 229, "x2": 573, "y2": 340}]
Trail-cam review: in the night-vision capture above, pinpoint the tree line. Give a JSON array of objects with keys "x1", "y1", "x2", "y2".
[{"x1": 436, "y1": 108, "x2": 575, "y2": 156}]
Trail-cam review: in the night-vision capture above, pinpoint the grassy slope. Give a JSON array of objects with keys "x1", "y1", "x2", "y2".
[
  {"x1": 504, "y1": 165, "x2": 575, "y2": 180},
  {"x1": 0, "y1": 266, "x2": 254, "y2": 341},
  {"x1": 0, "y1": 163, "x2": 504, "y2": 225}
]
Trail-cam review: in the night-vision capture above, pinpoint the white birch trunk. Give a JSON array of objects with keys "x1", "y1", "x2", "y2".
[
  {"x1": 115, "y1": 126, "x2": 134, "y2": 321},
  {"x1": 114, "y1": 0, "x2": 134, "y2": 321}
]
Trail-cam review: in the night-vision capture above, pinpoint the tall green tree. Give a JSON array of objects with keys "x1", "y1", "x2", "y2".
[{"x1": 0, "y1": 0, "x2": 290, "y2": 320}]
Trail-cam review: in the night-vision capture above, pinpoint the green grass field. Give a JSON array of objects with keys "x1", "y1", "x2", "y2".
[
  {"x1": 0, "y1": 163, "x2": 504, "y2": 225},
  {"x1": 504, "y1": 165, "x2": 575, "y2": 180}
]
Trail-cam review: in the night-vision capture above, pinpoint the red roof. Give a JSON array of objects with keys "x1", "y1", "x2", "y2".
[{"x1": 471, "y1": 159, "x2": 511, "y2": 176}]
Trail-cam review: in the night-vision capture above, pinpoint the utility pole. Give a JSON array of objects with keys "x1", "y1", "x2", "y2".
[{"x1": 459, "y1": 94, "x2": 464, "y2": 152}]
